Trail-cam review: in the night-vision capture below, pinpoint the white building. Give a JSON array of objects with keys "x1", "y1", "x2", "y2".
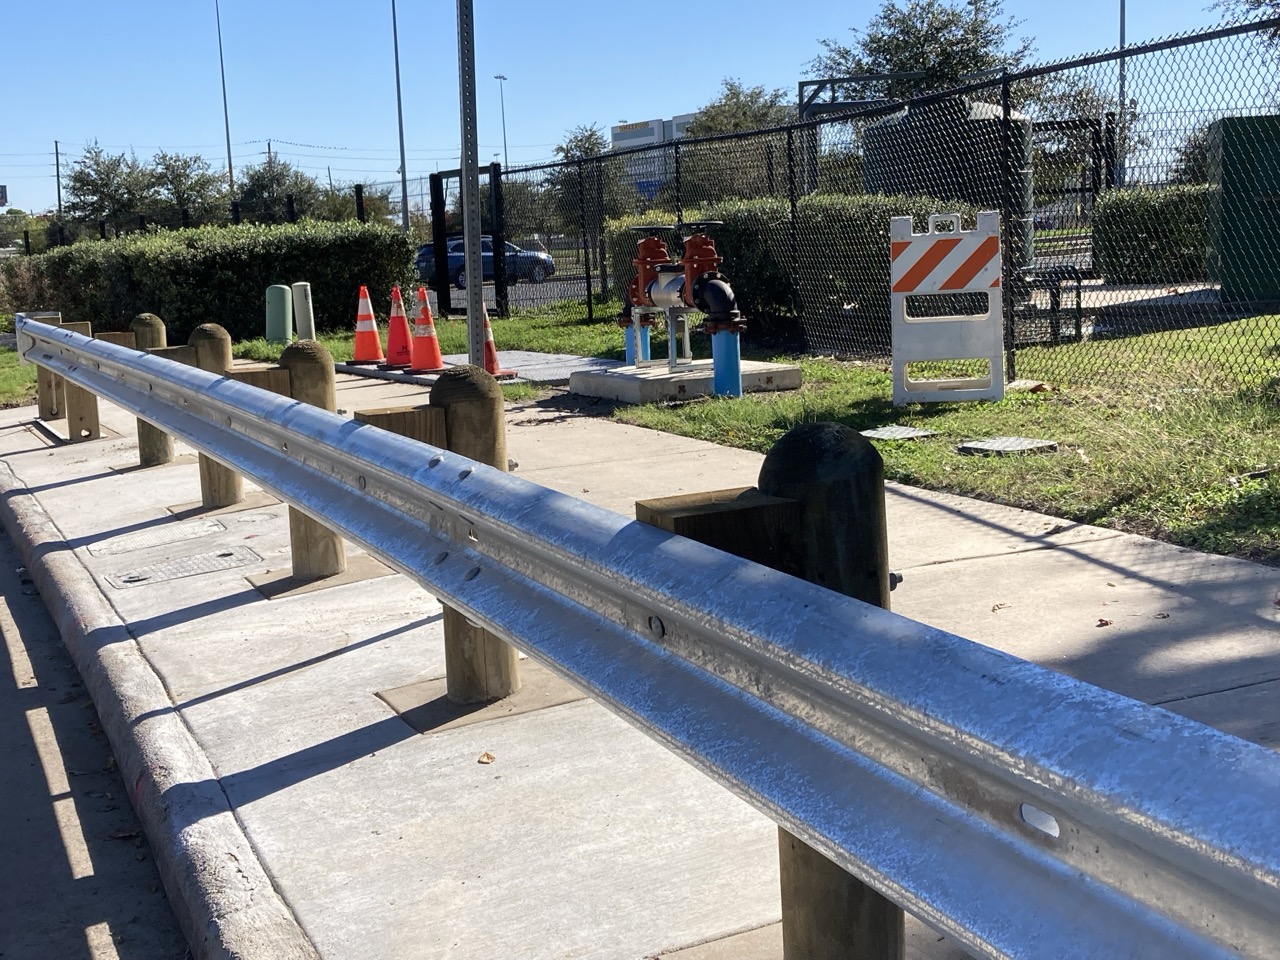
[{"x1": 610, "y1": 115, "x2": 696, "y2": 201}]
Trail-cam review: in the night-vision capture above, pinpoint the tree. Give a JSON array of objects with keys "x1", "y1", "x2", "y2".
[
  {"x1": 63, "y1": 144, "x2": 158, "y2": 231},
  {"x1": 684, "y1": 79, "x2": 793, "y2": 137},
  {"x1": 1171, "y1": 125, "x2": 1211, "y2": 184},
  {"x1": 809, "y1": 0, "x2": 1034, "y2": 101},
  {"x1": 554, "y1": 124, "x2": 610, "y2": 162},
  {"x1": 310, "y1": 182, "x2": 393, "y2": 223},
  {"x1": 235, "y1": 156, "x2": 323, "y2": 223},
  {"x1": 150, "y1": 152, "x2": 227, "y2": 225},
  {"x1": 546, "y1": 125, "x2": 636, "y2": 233}
]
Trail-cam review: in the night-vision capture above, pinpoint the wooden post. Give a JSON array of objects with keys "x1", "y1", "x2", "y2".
[
  {"x1": 188, "y1": 324, "x2": 243, "y2": 508},
  {"x1": 636, "y1": 422, "x2": 904, "y2": 960},
  {"x1": 130, "y1": 313, "x2": 173, "y2": 467},
  {"x1": 277, "y1": 341, "x2": 346, "y2": 580},
  {"x1": 353, "y1": 405, "x2": 447, "y2": 447},
  {"x1": 94, "y1": 331, "x2": 137, "y2": 348},
  {"x1": 31, "y1": 311, "x2": 64, "y2": 421},
  {"x1": 429, "y1": 366, "x2": 520, "y2": 704},
  {"x1": 58, "y1": 322, "x2": 101, "y2": 442}
]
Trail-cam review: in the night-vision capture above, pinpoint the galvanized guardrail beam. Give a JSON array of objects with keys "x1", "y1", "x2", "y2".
[{"x1": 16, "y1": 315, "x2": 1280, "y2": 959}]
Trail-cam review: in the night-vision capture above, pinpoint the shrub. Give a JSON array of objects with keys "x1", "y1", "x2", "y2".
[
  {"x1": 1094, "y1": 185, "x2": 1210, "y2": 285},
  {"x1": 0, "y1": 220, "x2": 415, "y2": 343}
]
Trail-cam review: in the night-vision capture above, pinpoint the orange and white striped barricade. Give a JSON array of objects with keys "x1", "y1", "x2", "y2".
[{"x1": 890, "y1": 210, "x2": 1004, "y2": 405}]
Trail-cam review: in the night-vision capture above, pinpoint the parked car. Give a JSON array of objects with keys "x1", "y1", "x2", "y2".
[{"x1": 415, "y1": 236, "x2": 556, "y2": 288}]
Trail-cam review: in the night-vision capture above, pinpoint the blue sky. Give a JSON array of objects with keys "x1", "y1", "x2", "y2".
[{"x1": 5, "y1": 0, "x2": 1230, "y2": 214}]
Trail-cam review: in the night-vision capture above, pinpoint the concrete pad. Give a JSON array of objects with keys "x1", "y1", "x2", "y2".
[
  {"x1": 445, "y1": 351, "x2": 623, "y2": 385},
  {"x1": 247, "y1": 553, "x2": 397, "y2": 600},
  {"x1": 379, "y1": 659, "x2": 588, "y2": 735},
  {"x1": 1160, "y1": 679, "x2": 1280, "y2": 748},
  {"x1": 569, "y1": 359, "x2": 801, "y2": 404},
  {"x1": 167, "y1": 488, "x2": 280, "y2": 518},
  {"x1": 110, "y1": 452, "x2": 199, "y2": 473}
]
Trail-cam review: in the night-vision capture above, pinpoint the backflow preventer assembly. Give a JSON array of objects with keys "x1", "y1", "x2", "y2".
[{"x1": 619, "y1": 223, "x2": 745, "y2": 396}]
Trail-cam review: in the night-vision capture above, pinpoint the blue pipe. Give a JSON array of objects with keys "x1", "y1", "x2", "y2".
[
  {"x1": 624, "y1": 323, "x2": 636, "y2": 366},
  {"x1": 712, "y1": 329, "x2": 742, "y2": 397},
  {"x1": 639, "y1": 324, "x2": 652, "y2": 362}
]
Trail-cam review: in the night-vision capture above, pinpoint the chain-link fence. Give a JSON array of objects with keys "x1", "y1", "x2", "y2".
[{"x1": 485, "y1": 17, "x2": 1280, "y2": 392}]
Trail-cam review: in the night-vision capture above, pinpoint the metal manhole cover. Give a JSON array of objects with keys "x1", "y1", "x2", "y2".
[
  {"x1": 88, "y1": 519, "x2": 227, "y2": 557},
  {"x1": 107, "y1": 546, "x2": 262, "y2": 589},
  {"x1": 958, "y1": 436, "x2": 1058, "y2": 456},
  {"x1": 861, "y1": 426, "x2": 938, "y2": 441}
]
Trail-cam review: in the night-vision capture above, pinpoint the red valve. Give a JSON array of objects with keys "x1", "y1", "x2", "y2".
[
  {"x1": 632, "y1": 235, "x2": 672, "y2": 306},
  {"x1": 680, "y1": 232, "x2": 723, "y2": 307}
]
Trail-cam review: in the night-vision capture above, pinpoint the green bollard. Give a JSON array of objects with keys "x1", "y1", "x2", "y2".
[{"x1": 266, "y1": 284, "x2": 294, "y2": 344}]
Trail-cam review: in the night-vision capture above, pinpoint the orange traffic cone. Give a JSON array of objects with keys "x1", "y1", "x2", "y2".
[
  {"x1": 410, "y1": 287, "x2": 446, "y2": 372},
  {"x1": 352, "y1": 285, "x2": 384, "y2": 363},
  {"x1": 385, "y1": 286, "x2": 413, "y2": 367},
  {"x1": 482, "y1": 305, "x2": 517, "y2": 380}
]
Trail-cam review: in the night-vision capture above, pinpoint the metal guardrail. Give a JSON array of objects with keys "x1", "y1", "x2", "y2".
[{"x1": 16, "y1": 315, "x2": 1280, "y2": 959}]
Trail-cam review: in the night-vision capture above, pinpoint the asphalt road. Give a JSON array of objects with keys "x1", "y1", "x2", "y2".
[{"x1": 0, "y1": 530, "x2": 188, "y2": 960}]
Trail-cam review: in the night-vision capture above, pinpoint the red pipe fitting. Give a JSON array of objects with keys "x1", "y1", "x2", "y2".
[
  {"x1": 680, "y1": 233, "x2": 723, "y2": 307},
  {"x1": 632, "y1": 235, "x2": 672, "y2": 306}
]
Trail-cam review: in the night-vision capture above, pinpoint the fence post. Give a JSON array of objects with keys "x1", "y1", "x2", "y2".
[
  {"x1": 786, "y1": 129, "x2": 800, "y2": 316},
  {"x1": 138, "y1": 215, "x2": 147, "y2": 232},
  {"x1": 130, "y1": 313, "x2": 174, "y2": 467},
  {"x1": 429, "y1": 172, "x2": 452, "y2": 315},
  {"x1": 277, "y1": 341, "x2": 347, "y2": 580},
  {"x1": 231, "y1": 201, "x2": 241, "y2": 225},
  {"x1": 181, "y1": 207, "x2": 191, "y2": 230},
  {"x1": 22, "y1": 230, "x2": 30, "y2": 255},
  {"x1": 355, "y1": 184, "x2": 366, "y2": 223},
  {"x1": 188, "y1": 324, "x2": 243, "y2": 508},
  {"x1": 490, "y1": 161, "x2": 509, "y2": 318},
  {"x1": 1000, "y1": 68, "x2": 1018, "y2": 383},
  {"x1": 673, "y1": 141, "x2": 683, "y2": 226},
  {"x1": 595, "y1": 162, "x2": 609, "y2": 299},
  {"x1": 98, "y1": 220, "x2": 107, "y2": 240},
  {"x1": 286, "y1": 193, "x2": 297, "y2": 223},
  {"x1": 636, "y1": 421, "x2": 903, "y2": 960},
  {"x1": 429, "y1": 366, "x2": 520, "y2": 703},
  {"x1": 577, "y1": 162, "x2": 593, "y2": 322}
]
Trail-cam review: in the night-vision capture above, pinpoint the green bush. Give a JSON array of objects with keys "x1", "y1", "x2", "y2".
[
  {"x1": 605, "y1": 193, "x2": 976, "y2": 348},
  {"x1": 0, "y1": 220, "x2": 415, "y2": 343},
  {"x1": 1094, "y1": 185, "x2": 1210, "y2": 285}
]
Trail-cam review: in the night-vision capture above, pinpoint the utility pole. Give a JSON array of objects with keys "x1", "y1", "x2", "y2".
[
  {"x1": 392, "y1": 0, "x2": 411, "y2": 232},
  {"x1": 54, "y1": 140, "x2": 63, "y2": 219},
  {"x1": 215, "y1": 0, "x2": 236, "y2": 192}
]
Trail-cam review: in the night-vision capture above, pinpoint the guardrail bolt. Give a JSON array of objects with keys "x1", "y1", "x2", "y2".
[{"x1": 130, "y1": 313, "x2": 174, "y2": 466}]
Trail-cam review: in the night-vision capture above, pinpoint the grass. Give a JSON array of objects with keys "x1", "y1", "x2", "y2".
[{"x1": 10, "y1": 296, "x2": 1272, "y2": 562}]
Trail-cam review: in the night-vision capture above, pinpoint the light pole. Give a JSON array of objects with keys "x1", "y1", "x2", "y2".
[
  {"x1": 215, "y1": 0, "x2": 235, "y2": 192},
  {"x1": 494, "y1": 74, "x2": 508, "y2": 168},
  {"x1": 392, "y1": 0, "x2": 411, "y2": 231}
]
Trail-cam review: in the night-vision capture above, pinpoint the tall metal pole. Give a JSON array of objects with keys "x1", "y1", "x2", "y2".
[
  {"x1": 494, "y1": 74, "x2": 509, "y2": 168},
  {"x1": 1117, "y1": 0, "x2": 1127, "y2": 187},
  {"x1": 457, "y1": 0, "x2": 485, "y2": 365},
  {"x1": 215, "y1": 0, "x2": 235, "y2": 193},
  {"x1": 392, "y1": 0, "x2": 411, "y2": 232},
  {"x1": 54, "y1": 140, "x2": 63, "y2": 219}
]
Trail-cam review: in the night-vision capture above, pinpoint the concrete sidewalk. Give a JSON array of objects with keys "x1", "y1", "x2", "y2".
[{"x1": 1, "y1": 371, "x2": 1277, "y2": 960}]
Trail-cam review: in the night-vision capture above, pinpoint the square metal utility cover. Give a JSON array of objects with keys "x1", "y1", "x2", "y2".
[
  {"x1": 861, "y1": 425, "x2": 938, "y2": 441},
  {"x1": 106, "y1": 546, "x2": 262, "y2": 589},
  {"x1": 958, "y1": 436, "x2": 1058, "y2": 456},
  {"x1": 88, "y1": 519, "x2": 226, "y2": 557}
]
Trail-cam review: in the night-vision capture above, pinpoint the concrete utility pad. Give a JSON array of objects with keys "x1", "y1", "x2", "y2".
[
  {"x1": 569, "y1": 359, "x2": 801, "y2": 404},
  {"x1": 445, "y1": 351, "x2": 623, "y2": 385}
]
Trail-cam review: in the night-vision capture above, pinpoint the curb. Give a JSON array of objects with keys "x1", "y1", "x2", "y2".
[{"x1": 0, "y1": 461, "x2": 321, "y2": 960}]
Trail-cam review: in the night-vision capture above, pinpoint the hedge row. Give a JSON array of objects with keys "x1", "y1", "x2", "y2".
[
  {"x1": 605, "y1": 193, "x2": 976, "y2": 343},
  {"x1": 1093, "y1": 184, "x2": 1210, "y2": 285},
  {"x1": 1, "y1": 220, "x2": 416, "y2": 343}
]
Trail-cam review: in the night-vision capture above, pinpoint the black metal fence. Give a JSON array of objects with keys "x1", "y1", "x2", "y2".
[{"x1": 472, "y1": 17, "x2": 1280, "y2": 391}]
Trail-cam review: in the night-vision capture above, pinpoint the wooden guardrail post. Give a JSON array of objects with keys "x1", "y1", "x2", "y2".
[
  {"x1": 30, "y1": 311, "x2": 64, "y2": 421},
  {"x1": 429, "y1": 366, "x2": 520, "y2": 704},
  {"x1": 58, "y1": 321, "x2": 101, "y2": 442},
  {"x1": 636, "y1": 421, "x2": 903, "y2": 960},
  {"x1": 277, "y1": 341, "x2": 346, "y2": 580},
  {"x1": 188, "y1": 324, "x2": 243, "y2": 508},
  {"x1": 130, "y1": 313, "x2": 174, "y2": 466}
]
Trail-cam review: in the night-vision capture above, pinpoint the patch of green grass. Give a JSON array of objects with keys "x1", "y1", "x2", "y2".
[
  {"x1": 618, "y1": 316, "x2": 1280, "y2": 563},
  {"x1": 0, "y1": 348, "x2": 39, "y2": 407}
]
